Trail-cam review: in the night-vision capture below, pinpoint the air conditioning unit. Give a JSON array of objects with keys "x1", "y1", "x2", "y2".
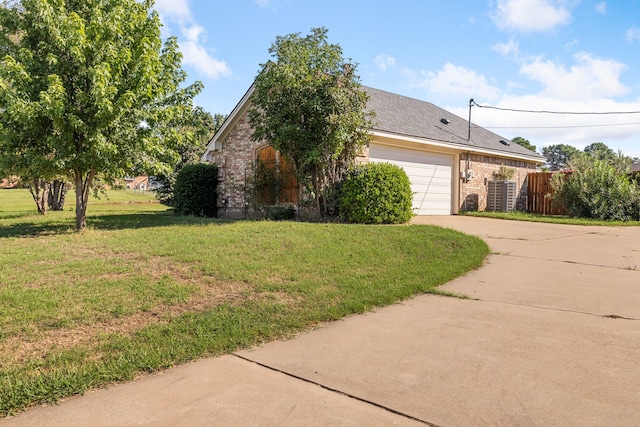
[{"x1": 487, "y1": 180, "x2": 517, "y2": 212}]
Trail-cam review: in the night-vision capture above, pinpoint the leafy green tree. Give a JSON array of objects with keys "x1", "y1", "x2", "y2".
[
  {"x1": 511, "y1": 136, "x2": 536, "y2": 153},
  {"x1": 584, "y1": 142, "x2": 615, "y2": 161},
  {"x1": 542, "y1": 144, "x2": 580, "y2": 171},
  {"x1": 155, "y1": 108, "x2": 225, "y2": 205},
  {"x1": 248, "y1": 27, "x2": 374, "y2": 216},
  {"x1": 0, "y1": 0, "x2": 202, "y2": 229},
  {"x1": 581, "y1": 141, "x2": 634, "y2": 171}
]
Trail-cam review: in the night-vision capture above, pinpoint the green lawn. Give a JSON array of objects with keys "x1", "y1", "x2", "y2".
[
  {"x1": 0, "y1": 189, "x2": 489, "y2": 416},
  {"x1": 463, "y1": 210, "x2": 640, "y2": 226}
]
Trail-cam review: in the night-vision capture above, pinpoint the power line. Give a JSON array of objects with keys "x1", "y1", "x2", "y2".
[
  {"x1": 471, "y1": 100, "x2": 640, "y2": 115},
  {"x1": 485, "y1": 121, "x2": 640, "y2": 130}
]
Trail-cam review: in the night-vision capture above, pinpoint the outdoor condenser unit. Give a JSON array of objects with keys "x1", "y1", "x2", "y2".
[{"x1": 487, "y1": 180, "x2": 517, "y2": 212}]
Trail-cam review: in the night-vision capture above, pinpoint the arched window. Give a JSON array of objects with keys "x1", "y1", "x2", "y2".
[{"x1": 256, "y1": 146, "x2": 298, "y2": 204}]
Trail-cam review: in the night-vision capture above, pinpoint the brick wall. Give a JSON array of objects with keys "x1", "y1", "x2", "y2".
[
  {"x1": 459, "y1": 153, "x2": 537, "y2": 212},
  {"x1": 207, "y1": 113, "x2": 262, "y2": 215}
]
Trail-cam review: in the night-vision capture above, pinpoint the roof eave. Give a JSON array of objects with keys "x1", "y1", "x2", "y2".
[{"x1": 371, "y1": 130, "x2": 546, "y2": 163}]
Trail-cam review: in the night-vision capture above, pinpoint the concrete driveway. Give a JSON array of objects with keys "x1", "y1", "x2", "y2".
[{"x1": 3, "y1": 217, "x2": 639, "y2": 426}]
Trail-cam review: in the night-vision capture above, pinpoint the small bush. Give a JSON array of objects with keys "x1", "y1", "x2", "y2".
[
  {"x1": 339, "y1": 162, "x2": 413, "y2": 224},
  {"x1": 493, "y1": 165, "x2": 516, "y2": 180},
  {"x1": 173, "y1": 163, "x2": 219, "y2": 217},
  {"x1": 266, "y1": 205, "x2": 296, "y2": 221}
]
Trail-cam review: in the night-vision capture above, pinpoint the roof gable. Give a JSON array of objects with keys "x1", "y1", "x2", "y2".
[{"x1": 201, "y1": 83, "x2": 546, "y2": 163}]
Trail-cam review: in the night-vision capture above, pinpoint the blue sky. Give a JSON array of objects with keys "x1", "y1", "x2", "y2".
[{"x1": 154, "y1": 0, "x2": 640, "y2": 158}]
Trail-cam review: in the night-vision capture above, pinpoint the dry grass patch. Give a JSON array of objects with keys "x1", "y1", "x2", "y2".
[
  {"x1": 0, "y1": 192, "x2": 489, "y2": 416},
  {"x1": 0, "y1": 250, "x2": 294, "y2": 370}
]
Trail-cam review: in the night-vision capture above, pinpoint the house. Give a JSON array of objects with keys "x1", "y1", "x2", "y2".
[
  {"x1": 123, "y1": 176, "x2": 160, "y2": 191},
  {"x1": 201, "y1": 84, "x2": 545, "y2": 216},
  {"x1": 0, "y1": 176, "x2": 20, "y2": 189}
]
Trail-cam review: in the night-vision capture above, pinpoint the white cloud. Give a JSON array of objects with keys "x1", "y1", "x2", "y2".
[
  {"x1": 440, "y1": 54, "x2": 639, "y2": 157},
  {"x1": 254, "y1": 0, "x2": 272, "y2": 7},
  {"x1": 492, "y1": 0, "x2": 571, "y2": 32},
  {"x1": 595, "y1": 2, "x2": 607, "y2": 14},
  {"x1": 493, "y1": 39, "x2": 519, "y2": 57},
  {"x1": 183, "y1": 25, "x2": 205, "y2": 43},
  {"x1": 374, "y1": 54, "x2": 396, "y2": 71},
  {"x1": 409, "y1": 63, "x2": 502, "y2": 102},
  {"x1": 462, "y1": 95, "x2": 640, "y2": 157},
  {"x1": 520, "y1": 53, "x2": 628, "y2": 100},
  {"x1": 180, "y1": 41, "x2": 232, "y2": 79},
  {"x1": 626, "y1": 27, "x2": 640, "y2": 43},
  {"x1": 154, "y1": 0, "x2": 192, "y2": 22},
  {"x1": 153, "y1": 1, "x2": 231, "y2": 80}
]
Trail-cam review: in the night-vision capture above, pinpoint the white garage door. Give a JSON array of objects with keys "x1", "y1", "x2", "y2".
[{"x1": 369, "y1": 144, "x2": 453, "y2": 215}]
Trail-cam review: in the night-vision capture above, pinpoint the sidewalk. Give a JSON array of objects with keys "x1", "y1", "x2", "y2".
[{"x1": 4, "y1": 217, "x2": 639, "y2": 426}]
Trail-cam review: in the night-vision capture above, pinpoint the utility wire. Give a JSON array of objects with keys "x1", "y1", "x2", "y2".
[
  {"x1": 471, "y1": 100, "x2": 640, "y2": 115},
  {"x1": 485, "y1": 121, "x2": 640, "y2": 130}
]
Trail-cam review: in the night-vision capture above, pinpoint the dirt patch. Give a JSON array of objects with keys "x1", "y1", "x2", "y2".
[
  {"x1": 0, "y1": 255, "x2": 303, "y2": 370},
  {"x1": 0, "y1": 280, "x2": 245, "y2": 368},
  {"x1": 0, "y1": 243, "x2": 309, "y2": 370}
]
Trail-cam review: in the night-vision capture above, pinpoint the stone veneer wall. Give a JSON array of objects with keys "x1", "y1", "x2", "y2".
[
  {"x1": 459, "y1": 153, "x2": 537, "y2": 212},
  {"x1": 207, "y1": 113, "x2": 261, "y2": 215}
]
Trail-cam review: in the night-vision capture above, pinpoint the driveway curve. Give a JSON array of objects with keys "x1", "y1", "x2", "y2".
[{"x1": 3, "y1": 217, "x2": 639, "y2": 426}]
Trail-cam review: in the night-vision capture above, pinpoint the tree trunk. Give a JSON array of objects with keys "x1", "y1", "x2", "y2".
[
  {"x1": 74, "y1": 170, "x2": 95, "y2": 230},
  {"x1": 48, "y1": 180, "x2": 68, "y2": 211},
  {"x1": 27, "y1": 178, "x2": 50, "y2": 215},
  {"x1": 312, "y1": 170, "x2": 323, "y2": 217}
]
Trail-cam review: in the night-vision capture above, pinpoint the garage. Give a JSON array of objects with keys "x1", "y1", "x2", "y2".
[{"x1": 369, "y1": 143, "x2": 453, "y2": 215}]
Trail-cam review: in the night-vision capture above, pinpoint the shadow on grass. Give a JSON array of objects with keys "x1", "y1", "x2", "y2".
[
  {"x1": 0, "y1": 212, "x2": 43, "y2": 221},
  {"x1": 0, "y1": 212, "x2": 235, "y2": 238}
]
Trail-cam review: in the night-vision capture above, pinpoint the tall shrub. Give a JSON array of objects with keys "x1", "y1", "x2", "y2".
[
  {"x1": 173, "y1": 164, "x2": 219, "y2": 217},
  {"x1": 339, "y1": 163, "x2": 413, "y2": 224},
  {"x1": 551, "y1": 156, "x2": 640, "y2": 221}
]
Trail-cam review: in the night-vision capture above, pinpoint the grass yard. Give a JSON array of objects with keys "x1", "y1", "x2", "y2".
[
  {"x1": 464, "y1": 210, "x2": 640, "y2": 226},
  {"x1": 0, "y1": 189, "x2": 489, "y2": 417}
]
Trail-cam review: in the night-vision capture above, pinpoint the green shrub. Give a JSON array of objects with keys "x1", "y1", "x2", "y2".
[
  {"x1": 339, "y1": 162, "x2": 414, "y2": 224},
  {"x1": 551, "y1": 156, "x2": 640, "y2": 221},
  {"x1": 173, "y1": 163, "x2": 219, "y2": 217},
  {"x1": 266, "y1": 205, "x2": 296, "y2": 221}
]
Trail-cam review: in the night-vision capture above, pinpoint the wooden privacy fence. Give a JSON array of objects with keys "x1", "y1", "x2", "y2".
[{"x1": 527, "y1": 172, "x2": 568, "y2": 215}]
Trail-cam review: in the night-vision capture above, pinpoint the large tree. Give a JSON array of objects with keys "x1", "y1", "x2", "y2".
[
  {"x1": 542, "y1": 144, "x2": 580, "y2": 171},
  {"x1": 0, "y1": 0, "x2": 201, "y2": 229},
  {"x1": 248, "y1": 27, "x2": 374, "y2": 215},
  {"x1": 584, "y1": 142, "x2": 616, "y2": 161}
]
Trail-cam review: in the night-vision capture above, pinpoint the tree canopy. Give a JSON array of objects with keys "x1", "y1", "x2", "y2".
[
  {"x1": 248, "y1": 27, "x2": 374, "y2": 215},
  {"x1": 542, "y1": 144, "x2": 580, "y2": 171},
  {"x1": 155, "y1": 108, "x2": 225, "y2": 205},
  {"x1": 584, "y1": 142, "x2": 616, "y2": 162},
  {"x1": 543, "y1": 142, "x2": 634, "y2": 173},
  {"x1": 0, "y1": 0, "x2": 202, "y2": 229},
  {"x1": 511, "y1": 136, "x2": 536, "y2": 153}
]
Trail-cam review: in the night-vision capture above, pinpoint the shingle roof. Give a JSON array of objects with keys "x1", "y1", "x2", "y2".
[{"x1": 363, "y1": 86, "x2": 544, "y2": 161}]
